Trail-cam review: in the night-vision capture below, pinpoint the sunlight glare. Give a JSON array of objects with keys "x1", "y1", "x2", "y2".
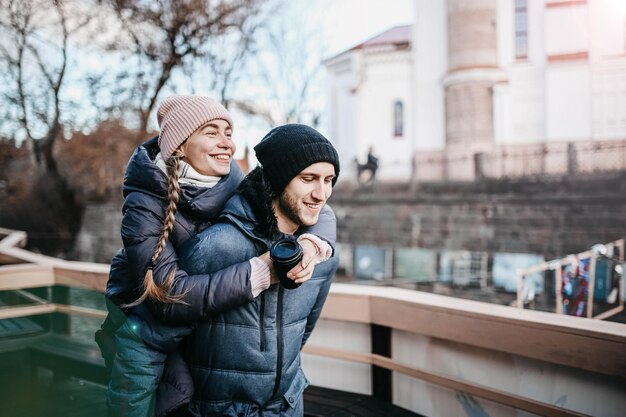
[{"x1": 607, "y1": 0, "x2": 626, "y2": 14}]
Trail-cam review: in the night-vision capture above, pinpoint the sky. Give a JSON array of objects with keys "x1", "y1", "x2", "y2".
[
  {"x1": 1, "y1": 0, "x2": 415, "y2": 156},
  {"x1": 306, "y1": 0, "x2": 414, "y2": 56}
]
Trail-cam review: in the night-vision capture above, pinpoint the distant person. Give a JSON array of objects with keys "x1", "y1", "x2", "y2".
[
  {"x1": 96, "y1": 96, "x2": 335, "y2": 417},
  {"x1": 159, "y1": 124, "x2": 341, "y2": 416},
  {"x1": 356, "y1": 146, "x2": 378, "y2": 184}
]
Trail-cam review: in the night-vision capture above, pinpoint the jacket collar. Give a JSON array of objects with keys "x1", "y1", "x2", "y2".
[
  {"x1": 219, "y1": 186, "x2": 302, "y2": 248},
  {"x1": 123, "y1": 136, "x2": 244, "y2": 221}
]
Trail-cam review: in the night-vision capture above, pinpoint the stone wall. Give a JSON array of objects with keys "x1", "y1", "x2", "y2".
[
  {"x1": 330, "y1": 172, "x2": 626, "y2": 259},
  {"x1": 74, "y1": 172, "x2": 626, "y2": 263},
  {"x1": 73, "y1": 201, "x2": 123, "y2": 263}
]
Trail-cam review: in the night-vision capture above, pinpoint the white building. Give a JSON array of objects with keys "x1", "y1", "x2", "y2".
[
  {"x1": 325, "y1": 0, "x2": 626, "y2": 182},
  {"x1": 325, "y1": 25, "x2": 414, "y2": 180}
]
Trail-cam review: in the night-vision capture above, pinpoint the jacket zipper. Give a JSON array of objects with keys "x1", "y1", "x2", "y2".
[
  {"x1": 257, "y1": 241, "x2": 270, "y2": 353},
  {"x1": 259, "y1": 292, "x2": 266, "y2": 351},
  {"x1": 271, "y1": 285, "x2": 284, "y2": 399}
]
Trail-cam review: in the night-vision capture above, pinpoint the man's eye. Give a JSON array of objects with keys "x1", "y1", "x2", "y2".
[
  {"x1": 324, "y1": 178, "x2": 333, "y2": 184},
  {"x1": 301, "y1": 177, "x2": 313, "y2": 182}
]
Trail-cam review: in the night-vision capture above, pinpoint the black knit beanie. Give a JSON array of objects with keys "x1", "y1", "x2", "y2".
[{"x1": 254, "y1": 124, "x2": 340, "y2": 194}]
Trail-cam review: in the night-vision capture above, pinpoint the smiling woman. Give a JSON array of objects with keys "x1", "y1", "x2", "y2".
[
  {"x1": 134, "y1": 95, "x2": 237, "y2": 306},
  {"x1": 181, "y1": 119, "x2": 235, "y2": 177},
  {"x1": 97, "y1": 94, "x2": 267, "y2": 417}
]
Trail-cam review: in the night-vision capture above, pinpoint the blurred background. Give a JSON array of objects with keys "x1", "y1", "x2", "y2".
[
  {"x1": 0, "y1": 0, "x2": 413, "y2": 256},
  {"x1": 1, "y1": 0, "x2": 624, "y2": 318},
  {"x1": 1, "y1": 1, "x2": 626, "y2": 416}
]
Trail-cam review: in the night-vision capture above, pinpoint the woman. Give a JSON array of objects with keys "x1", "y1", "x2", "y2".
[{"x1": 97, "y1": 95, "x2": 335, "y2": 417}]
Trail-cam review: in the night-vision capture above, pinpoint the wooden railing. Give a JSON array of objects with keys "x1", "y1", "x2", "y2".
[
  {"x1": 516, "y1": 239, "x2": 624, "y2": 320},
  {"x1": 304, "y1": 284, "x2": 626, "y2": 416},
  {"x1": 1, "y1": 228, "x2": 625, "y2": 417}
]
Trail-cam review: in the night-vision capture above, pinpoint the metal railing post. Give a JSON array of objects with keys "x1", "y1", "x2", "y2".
[{"x1": 371, "y1": 324, "x2": 392, "y2": 402}]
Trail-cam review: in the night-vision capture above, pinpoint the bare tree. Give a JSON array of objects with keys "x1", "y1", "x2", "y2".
[
  {"x1": 231, "y1": 14, "x2": 325, "y2": 129},
  {"x1": 173, "y1": 26, "x2": 254, "y2": 108},
  {"x1": 205, "y1": 18, "x2": 261, "y2": 109},
  {"x1": 56, "y1": 119, "x2": 137, "y2": 201},
  {"x1": 0, "y1": 0, "x2": 93, "y2": 175},
  {"x1": 108, "y1": 0, "x2": 267, "y2": 134},
  {"x1": 0, "y1": 0, "x2": 97, "y2": 256}
]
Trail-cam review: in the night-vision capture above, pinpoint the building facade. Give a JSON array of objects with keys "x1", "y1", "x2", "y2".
[
  {"x1": 325, "y1": 25, "x2": 414, "y2": 180},
  {"x1": 325, "y1": 0, "x2": 626, "y2": 182}
]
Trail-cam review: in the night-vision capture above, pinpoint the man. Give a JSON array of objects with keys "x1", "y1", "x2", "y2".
[{"x1": 176, "y1": 124, "x2": 340, "y2": 416}]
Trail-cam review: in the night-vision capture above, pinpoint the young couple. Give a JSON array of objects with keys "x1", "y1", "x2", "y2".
[{"x1": 96, "y1": 95, "x2": 340, "y2": 417}]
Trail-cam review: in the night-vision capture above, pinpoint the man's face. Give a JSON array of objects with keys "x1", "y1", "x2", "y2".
[{"x1": 275, "y1": 162, "x2": 336, "y2": 233}]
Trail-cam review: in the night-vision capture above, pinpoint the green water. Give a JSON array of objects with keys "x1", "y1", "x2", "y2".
[
  {"x1": 0, "y1": 370, "x2": 107, "y2": 417},
  {"x1": 0, "y1": 287, "x2": 108, "y2": 417},
  {"x1": 68, "y1": 287, "x2": 107, "y2": 343}
]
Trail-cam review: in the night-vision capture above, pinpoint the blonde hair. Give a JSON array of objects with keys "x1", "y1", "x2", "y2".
[{"x1": 124, "y1": 148, "x2": 188, "y2": 308}]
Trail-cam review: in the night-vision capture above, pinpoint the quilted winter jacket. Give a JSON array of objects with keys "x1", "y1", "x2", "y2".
[
  {"x1": 106, "y1": 136, "x2": 253, "y2": 315},
  {"x1": 176, "y1": 192, "x2": 339, "y2": 417},
  {"x1": 103, "y1": 137, "x2": 257, "y2": 416}
]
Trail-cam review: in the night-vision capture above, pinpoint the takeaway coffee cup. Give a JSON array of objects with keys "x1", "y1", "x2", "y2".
[{"x1": 270, "y1": 238, "x2": 303, "y2": 289}]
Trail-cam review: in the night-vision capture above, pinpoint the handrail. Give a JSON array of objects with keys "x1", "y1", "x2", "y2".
[
  {"x1": 303, "y1": 346, "x2": 590, "y2": 417},
  {"x1": 0, "y1": 303, "x2": 107, "y2": 320},
  {"x1": 516, "y1": 238, "x2": 624, "y2": 319},
  {"x1": 320, "y1": 284, "x2": 626, "y2": 379}
]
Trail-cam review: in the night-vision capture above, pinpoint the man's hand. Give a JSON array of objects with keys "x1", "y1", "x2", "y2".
[{"x1": 286, "y1": 239, "x2": 319, "y2": 284}]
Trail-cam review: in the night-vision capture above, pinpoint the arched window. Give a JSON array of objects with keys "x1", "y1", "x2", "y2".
[{"x1": 393, "y1": 100, "x2": 404, "y2": 137}]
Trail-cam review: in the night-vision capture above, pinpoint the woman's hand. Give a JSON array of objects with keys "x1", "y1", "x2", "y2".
[{"x1": 258, "y1": 251, "x2": 279, "y2": 285}]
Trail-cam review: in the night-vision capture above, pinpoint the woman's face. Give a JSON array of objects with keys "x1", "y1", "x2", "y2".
[{"x1": 181, "y1": 119, "x2": 236, "y2": 177}]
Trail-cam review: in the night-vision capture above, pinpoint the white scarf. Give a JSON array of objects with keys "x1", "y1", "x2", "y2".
[{"x1": 155, "y1": 152, "x2": 221, "y2": 188}]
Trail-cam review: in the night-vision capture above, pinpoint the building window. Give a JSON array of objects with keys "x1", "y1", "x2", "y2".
[
  {"x1": 515, "y1": 0, "x2": 528, "y2": 60},
  {"x1": 394, "y1": 100, "x2": 404, "y2": 137}
]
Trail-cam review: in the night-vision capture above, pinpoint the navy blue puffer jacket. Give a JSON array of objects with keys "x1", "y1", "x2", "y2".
[
  {"x1": 106, "y1": 136, "x2": 254, "y2": 315},
  {"x1": 176, "y1": 193, "x2": 338, "y2": 416}
]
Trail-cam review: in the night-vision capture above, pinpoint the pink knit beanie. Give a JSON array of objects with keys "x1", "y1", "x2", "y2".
[{"x1": 157, "y1": 95, "x2": 233, "y2": 159}]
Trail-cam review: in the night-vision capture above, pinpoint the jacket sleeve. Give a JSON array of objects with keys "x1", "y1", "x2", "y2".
[
  {"x1": 120, "y1": 202, "x2": 254, "y2": 325},
  {"x1": 301, "y1": 254, "x2": 339, "y2": 348},
  {"x1": 301, "y1": 204, "x2": 337, "y2": 251},
  {"x1": 155, "y1": 223, "x2": 263, "y2": 324},
  {"x1": 149, "y1": 250, "x2": 254, "y2": 325}
]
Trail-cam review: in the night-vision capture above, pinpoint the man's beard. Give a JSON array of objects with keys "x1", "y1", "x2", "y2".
[
  {"x1": 277, "y1": 191, "x2": 304, "y2": 227},
  {"x1": 277, "y1": 189, "x2": 322, "y2": 228}
]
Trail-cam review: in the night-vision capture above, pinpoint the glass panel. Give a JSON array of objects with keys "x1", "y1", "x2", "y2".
[
  {"x1": 394, "y1": 247, "x2": 436, "y2": 281},
  {"x1": 493, "y1": 252, "x2": 544, "y2": 293},
  {"x1": 439, "y1": 250, "x2": 488, "y2": 287},
  {"x1": 354, "y1": 245, "x2": 388, "y2": 280}
]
